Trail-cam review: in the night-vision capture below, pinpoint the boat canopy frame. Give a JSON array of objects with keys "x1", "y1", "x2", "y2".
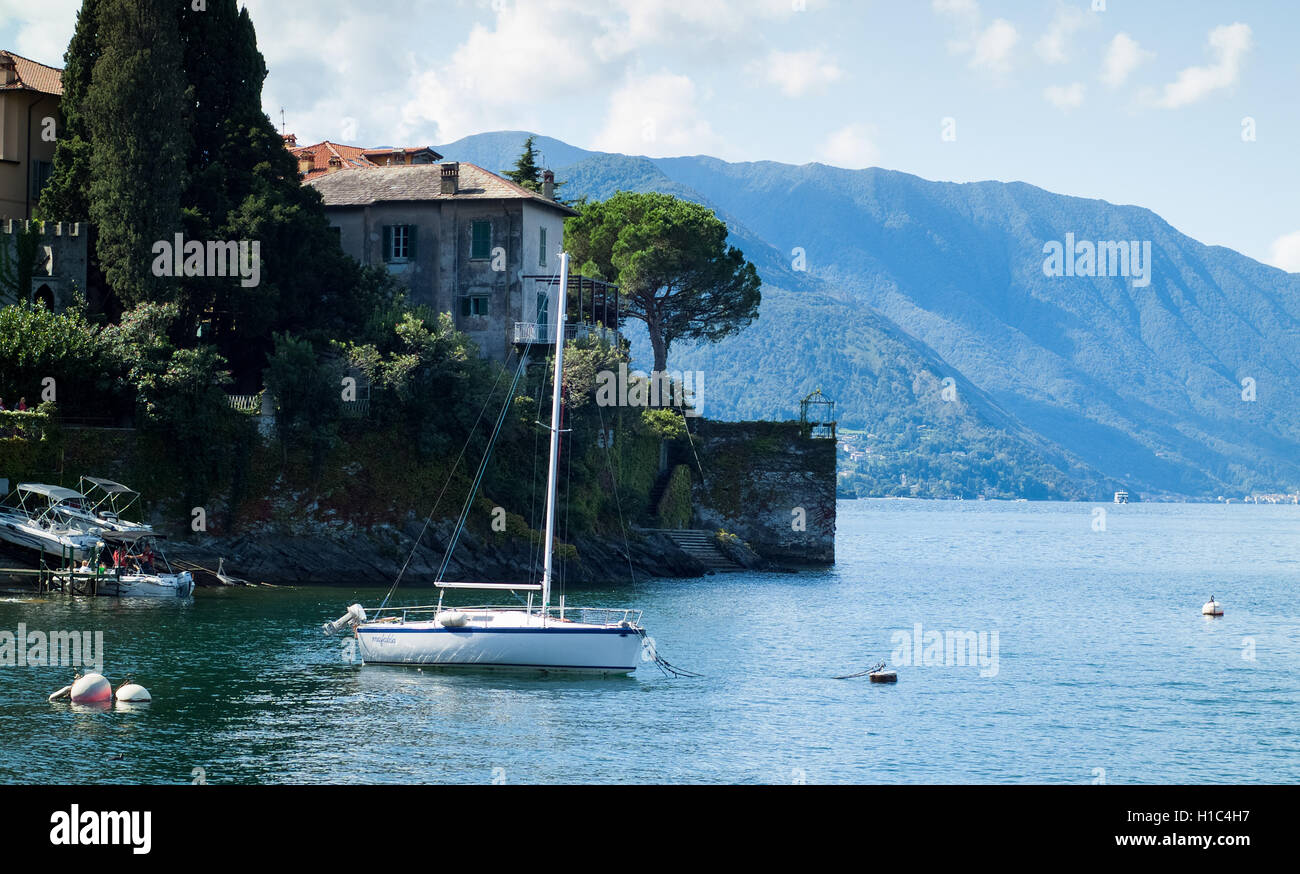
[
  {"x1": 79, "y1": 476, "x2": 144, "y2": 520},
  {"x1": 5, "y1": 483, "x2": 90, "y2": 526},
  {"x1": 16, "y1": 482, "x2": 86, "y2": 504},
  {"x1": 96, "y1": 530, "x2": 175, "y2": 575}
]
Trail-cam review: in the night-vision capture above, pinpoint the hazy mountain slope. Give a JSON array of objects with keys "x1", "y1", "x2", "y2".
[
  {"x1": 438, "y1": 132, "x2": 1300, "y2": 497},
  {"x1": 648, "y1": 157, "x2": 1300, "y2": 494},
  {"x1": 436, "y1": 131, "x2": 597, "y2": 175}
]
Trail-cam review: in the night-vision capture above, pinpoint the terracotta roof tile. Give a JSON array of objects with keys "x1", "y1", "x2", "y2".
[{"x1": 0, "y1": 51, "x2": 63, "y2": 96}]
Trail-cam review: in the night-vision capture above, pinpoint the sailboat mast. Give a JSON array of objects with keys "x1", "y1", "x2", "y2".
[{"x1": 540, "y1": 253, "x2": 569, "y2": 612}]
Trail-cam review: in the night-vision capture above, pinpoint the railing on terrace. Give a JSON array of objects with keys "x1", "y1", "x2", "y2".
[
  {"x1": 226, "y1": 392, "x2": 264, "y2": 414},
  {"x1": 513, "y1": 321, "x2": 620, "y2": 346}
]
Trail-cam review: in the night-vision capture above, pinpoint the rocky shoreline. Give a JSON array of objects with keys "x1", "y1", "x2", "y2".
[{"x1": 167, "y1": 518, "x2": 725, "y2": 588}]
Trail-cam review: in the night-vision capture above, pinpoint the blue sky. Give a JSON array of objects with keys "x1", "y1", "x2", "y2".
[{"x1": 2, "y1": 1, "x2": 1296, "y2": 268}]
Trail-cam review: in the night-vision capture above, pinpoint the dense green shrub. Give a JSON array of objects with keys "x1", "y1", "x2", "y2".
[{"x1": 656, "y1": 463, "x2": 693, "y2": 528}]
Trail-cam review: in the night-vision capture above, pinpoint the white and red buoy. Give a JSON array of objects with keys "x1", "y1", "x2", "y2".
[
  {"x1": 1202, "y1": 595, "x2": 1224, "y2": 617},
  {"x1": 69, "y1": 673, "x2": 113, "y2": 704}
]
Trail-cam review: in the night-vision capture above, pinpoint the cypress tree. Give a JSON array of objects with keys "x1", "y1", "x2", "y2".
[
  {"x1": 45, "y1": 0, "x2": 390, "y2": 384},
  {"x1": 175, "y1": 0, "x2": 387, "y2": 382},
  {"x1": 38, "y1": 0, "x2": 103, "y2": 223},
  {"x1": 83, "y1": 0, "x2": 189, "y2": 308}
]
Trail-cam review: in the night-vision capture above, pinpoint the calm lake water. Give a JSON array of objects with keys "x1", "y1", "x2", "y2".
[{"x1": 2, "y1": 499, "x2": 1298, "y2": 784}]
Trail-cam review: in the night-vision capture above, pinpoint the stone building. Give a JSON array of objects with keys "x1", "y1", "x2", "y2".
[
  {"x1": 0, "y1": 50, "x2": 60, "y2": 220},
  {"x1": 0, "y1": 51, "x2": 87, "y2": 310},
  {"x1": 305, "y1": 161, "x2": 619, "y2": 363}
]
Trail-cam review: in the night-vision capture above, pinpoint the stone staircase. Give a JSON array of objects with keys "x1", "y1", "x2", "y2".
[{"x1": 657, "y1": 529, "x2": 742, "y2": 573}]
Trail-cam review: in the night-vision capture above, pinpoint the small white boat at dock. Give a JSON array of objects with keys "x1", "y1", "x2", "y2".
[
  {"x1": 0, "y1": 483, "x2": 100, "y2": 562},
  {"x1": 70, "y1": 531, "x2": 194, "y2": 598}
]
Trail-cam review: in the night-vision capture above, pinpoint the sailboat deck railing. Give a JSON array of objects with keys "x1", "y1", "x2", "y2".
[{"x1": 364, "y1": 604, "x2": 643, "y2": 628}]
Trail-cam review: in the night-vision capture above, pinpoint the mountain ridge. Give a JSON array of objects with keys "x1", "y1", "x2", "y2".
[{"x1": 437, "y1": 131, "x2": 1300, "y2": 499}]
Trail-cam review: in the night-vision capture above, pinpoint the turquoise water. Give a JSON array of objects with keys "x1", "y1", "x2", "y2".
[{"x1": 1, "y1": 499, "x2": 1298, "y2": 784}]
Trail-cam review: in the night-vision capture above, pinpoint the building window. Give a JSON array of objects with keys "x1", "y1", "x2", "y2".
[
  {"x1": 539, "y1": 227, "x2": 547, "y2": 267},
  {"x1": 383, "y1": 225, "x2": 415, "y2": 262},
  {"x1": 31, "y1": 160, "x2": 53, "y2": 205},
  {"x1": 460, "y1": 295, "x2": 490, "y2": 318},
  {"x1": 471, "y1": 220, "x2": 492, "y2": 260}
]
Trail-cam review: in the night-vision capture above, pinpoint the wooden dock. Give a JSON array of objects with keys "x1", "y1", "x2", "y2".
[{"x1": 1, "y1": 564, "x2": 103, "y2": 595}]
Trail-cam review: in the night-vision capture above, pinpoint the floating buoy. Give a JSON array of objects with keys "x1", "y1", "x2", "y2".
[
  {"x1": 1202, "y1": 597, "x2": 1224, "y2": 617},
  {"x1": 834, "y1": 661, "x2": 897, "y2": 682},
  {"x1": 115, "y1": 681, "x2": 151, "y2": 703},
  {"x1": 48, "y1": 684, "x2": 72, "y2": 701},
  {"x1": 70, "y1": 673, "x2": 112, "y2": 704}
]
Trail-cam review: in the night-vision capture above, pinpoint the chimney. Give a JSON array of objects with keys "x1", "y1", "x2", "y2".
[
  {"x1": 440, "y1": 162, "x2": 460, "y2": 195},
  {"x1": 282, "y1": 133, "x2": 298, "y2": 147},
  {"x1": 0, "y1": 53, "x2": 16, "y2": 87},
  {"x1": 542, "y1": 170, "x2": 555, "y2": 200},
  {"x1": 298, "y1": 150, "x2": 315, "y2": 175}
]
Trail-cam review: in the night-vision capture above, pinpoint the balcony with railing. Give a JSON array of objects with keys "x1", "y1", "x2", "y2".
[
  {"x1": 515, "y1": 273, "x2": 622, "y2": 347},
  {"x1": 512, "y1": 321, "x2": 620, "y2": 345}
]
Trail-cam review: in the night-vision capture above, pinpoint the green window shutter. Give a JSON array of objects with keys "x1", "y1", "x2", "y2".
[
  {"x1": 539, "y1": 227, "x2": 547, "y2": 266},
  {"x1": 407, "y1": 225, "x2": 417, "y2": 261},
  {"x1": 460, "y1": 297, "x2": 470, "y2": 318},
  {"x1": 382, "y1": 226, "x2": 393, "y2": 262},
  {"x1": 472, "y1": 221, "x2": 491, "y2": 259}
]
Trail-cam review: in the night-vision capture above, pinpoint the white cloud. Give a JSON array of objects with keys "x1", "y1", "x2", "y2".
[
  {"x1": 1100, "y1": 33, "x2": 1153, "y2": 88},
  {"x1": 1035, "y1": 6, "x2": 1086, "y2": 65},
  {"x1": 758, "y1": 49, "x2": 843, "y2": 97},
  {"x1": 367, "y1": 0, "x2": 802, "y2": 148},
  {"x1": 1268, "y1": 231, "x2": 1300, "y2": 273},
  {"x1": 933, "y1": 1, "x2": 1018, "y2": 75},
  {"x1": 591, "y1": 72, "x2": 726, "y2": 157},
  {"x1": 397, "y1": 1, "x2": 619, "y2": 145},
  {"x1": 819, "y1": 123, "x2": 880, "y2": 169},
  {"x1": 0, "y1": 0, "x2": 79, "y2": 64},
  {"x1": 970, "y1": 19, "x2": 1019, "y2": 74},
  {"x1": 1156, "y1": 22, "x2": 1252, "y2": 108},
  {"x1": 1044, "y1": 82, "x2": 1086, "y2": 110},
  {"x1": 932, "y1": 0, "x2": 980, "y2": 23}
]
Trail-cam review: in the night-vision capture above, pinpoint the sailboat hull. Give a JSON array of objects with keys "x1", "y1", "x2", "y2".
[{"x1": 356, "y1": 623, "x2": 644, "y2": 674}]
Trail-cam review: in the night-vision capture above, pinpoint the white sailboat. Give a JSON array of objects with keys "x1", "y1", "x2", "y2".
[{"x1": 326, "y1": 253, "x2": 646, "y2": 674}]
